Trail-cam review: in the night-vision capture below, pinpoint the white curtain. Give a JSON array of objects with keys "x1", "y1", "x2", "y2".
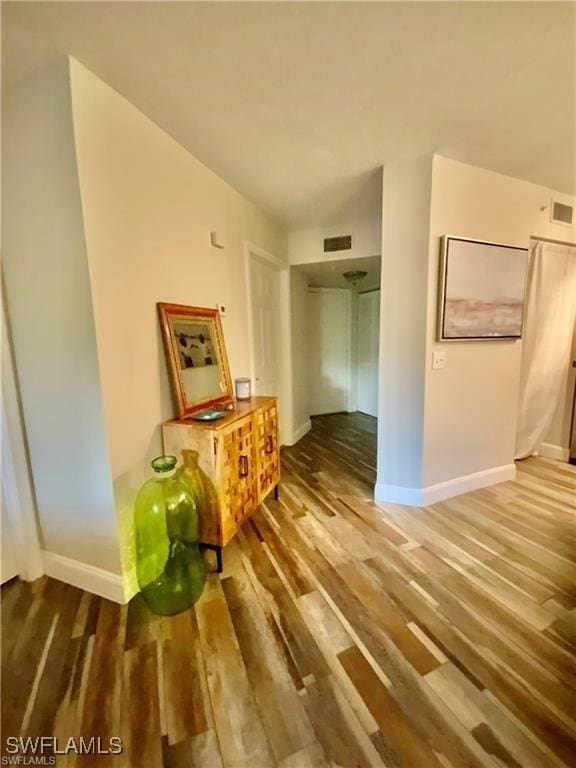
[{"x1": 515, "y1": 240, "x2": 576, "y2": 459}]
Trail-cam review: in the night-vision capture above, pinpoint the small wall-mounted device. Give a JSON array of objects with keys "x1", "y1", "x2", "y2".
[
  {"x1": 210, "y1": 231, "x2": 225, "y2": 249},
  {"x1": 215, "y1": 303, "x2": 227, "y2": 317}
]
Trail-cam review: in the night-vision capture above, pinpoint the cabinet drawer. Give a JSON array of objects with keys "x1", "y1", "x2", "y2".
[
  {"x1": 255, "y1": 402, "x2": 280, "y2": 503},
  {"x1": 218, "y1": 414, "x2": 258, "y2": 541}
]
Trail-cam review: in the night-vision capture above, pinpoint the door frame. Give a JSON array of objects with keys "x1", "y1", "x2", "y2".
[
  {"x1": 2, "y1": 286, "x2": 44, "y2": 583},
  {"x1": 356, "y1": 287, "x2": 381, "y2": 418},
  {"x1": 307, "y1": 286, "x2": 354, "y2": 415},
  {"x1": 244, "y1": 242, "x2": 294, "y2": 446}
]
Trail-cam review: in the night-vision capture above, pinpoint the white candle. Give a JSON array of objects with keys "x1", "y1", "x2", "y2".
[{"x1": 235, "y1": 378, "x2": 251, "y2": 400}]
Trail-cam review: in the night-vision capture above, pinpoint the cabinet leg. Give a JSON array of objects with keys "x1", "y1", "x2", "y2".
[
  {"x1": 201, "y1": 544, "x2": 223, "y2": 574},
  {"x1": 274, "y1": 483, "x2": 279, "y2": 500}
]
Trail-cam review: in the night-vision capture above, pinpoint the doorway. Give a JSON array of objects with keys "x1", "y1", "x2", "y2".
[
  {"x1": 290, "y1": 255, "x2": 381, "y2": 434},
  {"x1": 246, "y1": 243, "x2": 293, "y2": 445},
  {"x1": 250, "y1": 256, "x2": 280, "y2": 397}
]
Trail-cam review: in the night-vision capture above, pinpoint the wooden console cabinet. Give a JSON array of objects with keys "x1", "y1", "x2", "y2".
[{"x1": 162, "y1": 396, "x2": 280, "y2": 571}]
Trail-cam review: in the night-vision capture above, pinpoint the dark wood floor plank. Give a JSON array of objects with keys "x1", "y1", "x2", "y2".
[
  {"x1": 195, "y1": 575, "x2": 275, "y2": 767},
  {"x1": 122, "y1": 641, "x2": 163, "y2": 768},
  {"x1": 162, "y1": 608, "x2": 209, "y2": 744},
  {"x1": 221, "y1": 571, "x2": 316, "y2": 763},
  {"x1": 339, "y1": 644, "x2": 444, "y2": 767},
  {"x1": 299, "y1": 674, "x2": 385, "y2": 767},
  {"x1": 1, "y1": 578, "x2": 66, "y2": 738},
  {"x1": 25, "y1": 583, "x2": 83, "y2": 738},
  {"x1": 78, "y1": 600, "x2": 125, "y2": 768}
]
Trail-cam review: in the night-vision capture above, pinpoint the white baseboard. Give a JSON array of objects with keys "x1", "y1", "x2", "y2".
[
  {"x1": 43, "y1": 551, "x2": 126, "y2": 604},
  {"x1": 537, "y1": 443, "x2": 570, "y2": 462},
  {"x1": 287, "y1": 419, "x2": 312, "y2": 446},
  {"x1": 421, "y1": 463, "x2": 517, "y2": 505},
  {"x1": 375, "y1": 463, "x2": 517, "y2": 508},
  {"x1": 373, "y1": 483, "x2": 424, "y2": 506}
]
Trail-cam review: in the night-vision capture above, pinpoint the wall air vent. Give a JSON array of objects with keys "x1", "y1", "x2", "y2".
[
  {"x1": 550, "y1": 200, "x2": 574, "y2": 226},
  {"x1": 324, "y1": 235, "x2": 352, "y2": 252}
]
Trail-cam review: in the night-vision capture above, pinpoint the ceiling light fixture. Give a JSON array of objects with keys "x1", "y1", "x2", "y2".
[{"x1": 342, "y1": 270, "x2": 368, "y2": 286}]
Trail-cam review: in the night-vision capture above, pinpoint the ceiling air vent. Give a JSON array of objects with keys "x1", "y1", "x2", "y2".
[
  {"x1": 324, "y1": 235, "x2": 352, "y2": 253},
  {"x1": 550, "y1": 200, "x2": 574, "y2": 226}
]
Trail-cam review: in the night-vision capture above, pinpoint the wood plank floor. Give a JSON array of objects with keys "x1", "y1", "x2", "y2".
[{"x1": 2, "y1": 412, "x2": 575, "y2": 767}]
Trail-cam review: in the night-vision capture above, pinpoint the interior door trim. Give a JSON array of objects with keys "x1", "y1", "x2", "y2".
[{"x1": 244, "y1": 242, "x2": 293, "y2": 446}]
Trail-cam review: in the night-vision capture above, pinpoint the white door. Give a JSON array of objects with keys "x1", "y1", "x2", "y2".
[
  {"x1": 1, "y1": 490, "x2": 19, "y2": 584},
  {"x1": 308, "y1": 289, "x2": 351, "y2": 416},
  {"x1": 250, "y1": 257, "x2": 280, "y2": 396},
  {"x1": 357, "y1": 290, "x2": 380, "y2": 417}
]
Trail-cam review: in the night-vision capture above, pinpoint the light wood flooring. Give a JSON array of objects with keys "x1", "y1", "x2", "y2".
[{"x1": 2, "y1": 412, "x2": 575, "y2": 767}]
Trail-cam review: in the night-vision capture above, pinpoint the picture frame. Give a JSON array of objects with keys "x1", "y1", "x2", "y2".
[
  {"x1": 157, "y1": 303, "x2": 234, "y2": 418},
  {"x1": 437, "y1": 236, "x2": 529, "y2": 342}
]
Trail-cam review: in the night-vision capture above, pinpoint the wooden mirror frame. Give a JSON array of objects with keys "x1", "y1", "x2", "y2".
[{"x1": 158, "y1": 302, "x2": 234, "y2": 418}]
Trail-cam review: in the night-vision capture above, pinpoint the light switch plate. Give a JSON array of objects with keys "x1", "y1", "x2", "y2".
[
  {"x1": 216, "y1": 303, "x2": 227, "y2": 317},
  {"x1": 432, "y1": 350, "x2": 446, "y2": 370}
]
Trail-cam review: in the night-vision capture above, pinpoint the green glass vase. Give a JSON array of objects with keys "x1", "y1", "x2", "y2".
[{"x1": 134, "y1": 455, "x2": 205, "y2": 615}]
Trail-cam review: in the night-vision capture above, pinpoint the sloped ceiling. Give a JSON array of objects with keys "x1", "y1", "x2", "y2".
[{"x1": 3, "y1": 2, "x2": 574, "y2": 229}]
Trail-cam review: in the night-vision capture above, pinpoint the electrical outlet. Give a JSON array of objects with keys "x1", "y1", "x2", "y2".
[{"x1": 432, "y1": 350, "x2": 446, "y2": 370}]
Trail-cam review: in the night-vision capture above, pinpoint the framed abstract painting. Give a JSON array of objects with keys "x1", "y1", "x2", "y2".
[{"x1": 437, "y1": 236, "x2": 529, "y2": 341}]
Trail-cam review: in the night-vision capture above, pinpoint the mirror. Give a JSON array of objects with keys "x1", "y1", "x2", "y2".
[{"x1": 158, "y1": 303, "x2": 233, "y2": 418}]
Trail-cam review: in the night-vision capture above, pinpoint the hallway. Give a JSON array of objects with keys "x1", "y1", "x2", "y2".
[{"x1": 2, "y1": 413, "x2": 575, "y2": 767}]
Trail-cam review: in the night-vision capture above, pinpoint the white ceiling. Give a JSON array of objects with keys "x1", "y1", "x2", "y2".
[
  {"x1": 3, "y1": 2, "x2": 574, "y2": 230},
  {"x1": 295, "y1": 255, "x2": 381, "y2": 291}
]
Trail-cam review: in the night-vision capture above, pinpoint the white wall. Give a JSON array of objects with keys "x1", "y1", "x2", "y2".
[
  {"x1": 349, "y1": 289, "x2": 359, "y2": 413},
  {"x1": 424, "y1": 156, "x2": 576, "y2": 487},
  {"x1": 2, "y1": 287, "x2": 44, "y2": 583},
  {"x1": 289, "y1": 215, "x2": 381, "y2": 266},
  {"x1": 376, "y1": 153, "x2": 575, "y2": 504},
  {"x1": 307, "y1": 288, "x2": 352, "y2": 416},
  {"x1": 2, "y1": 60, "x2": 122, "y2": 576},
  {"x1": 288, "y1": 173, "x2": 382, "y2": 266},
  {"x1": 357, "y1": 290, "x2": 380, "y2": 417},
  {"x1": 3, "y1": 57, "x2": 287, "y2": 599},
  {"x1": 68, "y1": 59, "x2": 287, "y2": 594},
  {"x1": 289, "y1": 268, "x2": 311, "y2": 441},
  {"x1": 376, "y1": 156, "x2": 433, "y2": 496}
]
